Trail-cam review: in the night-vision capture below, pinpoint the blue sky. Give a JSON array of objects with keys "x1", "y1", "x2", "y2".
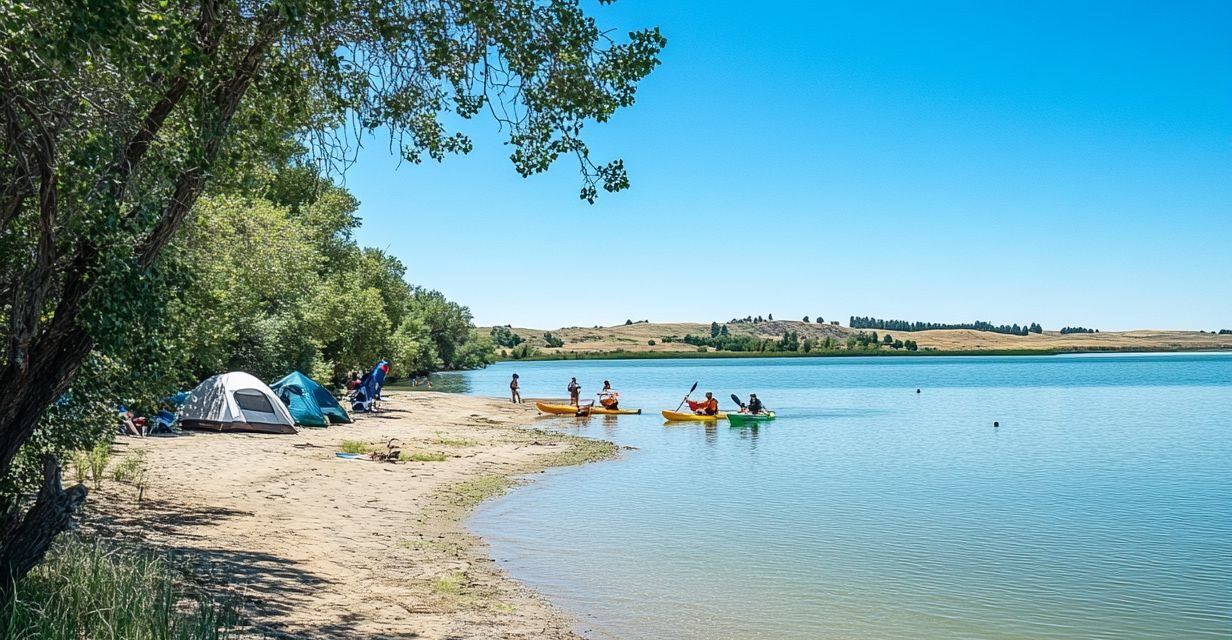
[{"x1": 344, "y1": 0, "x2": 1231, "y2": 331}]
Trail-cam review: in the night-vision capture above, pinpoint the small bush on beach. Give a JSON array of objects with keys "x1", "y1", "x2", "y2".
[
  {"x1": 111, "y1": 450, "x2": 147, "y2": 483},
  {"x1": 0, "y1": 536, "x2": 240, "y2": 640}
]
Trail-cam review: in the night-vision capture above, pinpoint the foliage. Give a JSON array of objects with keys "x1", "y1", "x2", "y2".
[
  {"x1": 508, "y1": 343, "x2": 538, "y2": 360},
  {"x1": 0, "y1": 0, "x2": 663, "y2": 584},
  {"x1": 850, "y1": 316, "x2": 1036, "y2": 336},
  {"x1": 489, "y1": 326, "x2": 524, "y2": 348},
  {"x1": 0, "y1": 536, "x2": 240, "y2": 640},
  {"x1": 802, "y1": 316, "x2": 809, "y2": 323},
  {"x1": 647, "y1": 340, "x2": 656, "y2": 346},
  {"x1": 542, "y1": 332, "x2": 564, "y2": 348},
  {"x1": 110, "y1": 450, "x2": 147, "y2": 484},
  {"x1": 1060, "y1": 326, "x2": 1099, "y2": 334}
]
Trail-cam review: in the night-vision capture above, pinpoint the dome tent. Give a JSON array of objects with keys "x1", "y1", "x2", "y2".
[
  {"x1": 270, "y1": 371, "x2": 351, "y2": 427},
  {"x1": 179, "y1": 372, "x2": 296, "y2": 434}
]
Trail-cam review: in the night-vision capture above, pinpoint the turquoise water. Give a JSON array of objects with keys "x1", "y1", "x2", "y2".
[{"x1": 457, "y1": 354, "x2": 1232, "y2": 639}]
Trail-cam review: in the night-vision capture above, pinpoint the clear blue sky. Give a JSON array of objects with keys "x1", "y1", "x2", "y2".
[{"x1": 344, "y1": 0, "x2": 1231, "y2": 331}]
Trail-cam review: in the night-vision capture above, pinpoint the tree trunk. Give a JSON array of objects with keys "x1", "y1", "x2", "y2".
[{"x1": 0, "y1": 457, "x2": 87, "y2": 597}]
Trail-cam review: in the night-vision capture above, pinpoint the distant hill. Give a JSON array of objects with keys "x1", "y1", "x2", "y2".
[{"x1": 483, "y1": 321, "x2": 1232, "y2": 358}]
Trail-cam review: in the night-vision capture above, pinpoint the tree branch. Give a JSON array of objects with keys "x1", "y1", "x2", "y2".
[{"x1": 138, "y1": 20, "x2": 279, "y2": 268}]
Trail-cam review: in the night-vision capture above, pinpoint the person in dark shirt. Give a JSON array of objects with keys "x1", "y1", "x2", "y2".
[{"x1": 746, "y1": 394, "x2": 764, "y2": 415}]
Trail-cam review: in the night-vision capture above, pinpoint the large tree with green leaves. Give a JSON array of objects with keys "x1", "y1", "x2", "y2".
[{"x1": 0, "y1": 0, "x2": 662, "y2": 589}]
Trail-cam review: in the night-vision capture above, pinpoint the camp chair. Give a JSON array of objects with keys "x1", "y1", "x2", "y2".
[{"x1": 150, "y1": 409, "x2": 177, "y2": 435}]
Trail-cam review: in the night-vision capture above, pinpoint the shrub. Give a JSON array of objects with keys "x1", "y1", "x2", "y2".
[
  {"x1": 110, "y1": 450, "x2": 146, "y2": 484},
  {"x1": 647, "y1": 340, "x2": 656, "y2": 346}
]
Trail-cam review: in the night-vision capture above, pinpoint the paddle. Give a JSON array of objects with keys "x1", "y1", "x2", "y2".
[
  {"x1": 675, "y1": 382, "x2": 699, "y2": 412},
  {"x1": 730, "y1": 393, "x2": 746, "y2": 410}
]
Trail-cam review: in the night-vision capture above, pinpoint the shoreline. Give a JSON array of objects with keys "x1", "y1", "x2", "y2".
[
  {"x1": 82, "y1": 391, "x2": 617, "y2": 639},
  {"x1": 495, "y1": 345, "x2": 1232, "y2": 362}
]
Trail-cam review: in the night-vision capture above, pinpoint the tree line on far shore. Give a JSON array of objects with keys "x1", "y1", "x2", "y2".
[{"x1": 850, "y1": 316, "x2": 1042, "y2": 336}]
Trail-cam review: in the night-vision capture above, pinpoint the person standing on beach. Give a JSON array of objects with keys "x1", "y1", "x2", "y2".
[
  {"x1": 568, "y1": 377, "x2": 582, "y2": 406},
  {"x1": 510, "y1": 373, "x2": 522, "y2": 404}
]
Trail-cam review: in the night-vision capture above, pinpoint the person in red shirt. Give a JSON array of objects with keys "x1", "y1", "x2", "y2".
[{"x1": 686, "y1": 392, "x2": 719, "y2": 416}]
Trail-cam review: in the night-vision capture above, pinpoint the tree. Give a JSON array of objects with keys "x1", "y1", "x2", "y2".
[
  {"x1": 768, "y1": 313, "x2": 773, "y2": 321},
  {"x1": 883, "y1": 334, "x2": 894, "y2": 345},
  {"x1": 0, "y1": 0, "x2": 663, "y2": 587},
  {"x1": 542, "y1": 332, "x2": 564, "y2": 348},
  {"x1": 720, "y1": 324, "x2": 730, "y2": 337},
  {"x1": 710, "y1": 321, "x2": 721, "y2": 338},
  {"x1": 816, "y1": 317, "x2": 824, "y2": 324},
  {"x1": 490, "y1": 326, "x2": 523, "y2": 348},
  {"x1": 802, "y1": 316, "x2": 809, "y2": 323}
]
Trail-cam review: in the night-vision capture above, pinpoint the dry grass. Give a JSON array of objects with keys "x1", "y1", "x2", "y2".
[{"x1": 485, "y1": 321, "x2": 1232, "y2": 355}]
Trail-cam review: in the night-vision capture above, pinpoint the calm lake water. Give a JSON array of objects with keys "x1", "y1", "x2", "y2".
[{"x1": 450, "y1": 354, "x2": 1231, "y2": 639}]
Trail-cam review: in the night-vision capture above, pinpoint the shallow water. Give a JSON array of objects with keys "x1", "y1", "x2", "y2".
[{"x1": 458, "y1": 354, "x2": 1232, "y2": 639}]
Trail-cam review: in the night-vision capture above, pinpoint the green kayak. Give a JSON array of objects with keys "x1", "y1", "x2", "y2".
[{"x1": 727, "y1": 411, "x2": 776, "y2": 426}]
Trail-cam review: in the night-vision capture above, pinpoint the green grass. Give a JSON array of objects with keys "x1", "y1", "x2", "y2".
[
  {"x1": 400, "y1": 452, "x2": 448, "y2": 462},
  {"x1": 431, "y1": 571, "x2": 467, "y2": 596},
  {"x1": 445, "y1": 475, "x2": 516, "y2": 509},
  {"x1": 0, "y1": 536, "x2": 241, "y2": 639},
  {"x1": 432, "y1": 433, "x2": 478, "y2": 447},
  {"x1": 111, "y1": 450, "x2": 147, "y2": 484},
  {"x1": 337, "y1": 440, "x2": 378, "y2": 454}
]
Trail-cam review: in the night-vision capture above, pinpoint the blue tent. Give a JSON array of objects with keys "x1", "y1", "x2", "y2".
[{"x1": 271, "y1": 371, "x2": 352, "y2": 426}]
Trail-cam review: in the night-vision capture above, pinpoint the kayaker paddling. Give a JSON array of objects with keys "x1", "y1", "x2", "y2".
[
  {"x1": 685, "y1": 392, "x2": 719, "y2": 416},
  {"x1": 598, "y1": 380, "x2": 620, "y2": 410},
  {"x1": 744, "y1": 393, "x2": 766, "y2": 415}
]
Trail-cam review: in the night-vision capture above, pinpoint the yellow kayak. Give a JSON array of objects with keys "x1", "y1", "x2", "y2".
[
  {"x1": 536, "y1": 402, "x2": 589, "y2": 416},
  {"x1": 590, "y1": 407, "x2": 642, "y2": 415},
  {"x1": 661, "y1": 410, "x2": 728, "y2": 422}
]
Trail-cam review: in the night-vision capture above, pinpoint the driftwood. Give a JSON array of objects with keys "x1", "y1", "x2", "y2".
[{"x1": 367, "y1": 438, "x2": 402, "y2": 463}]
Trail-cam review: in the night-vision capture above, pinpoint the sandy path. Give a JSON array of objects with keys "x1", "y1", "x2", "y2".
[{"x1": 86, "y1": 391, "x2": 612, "y2": 639}]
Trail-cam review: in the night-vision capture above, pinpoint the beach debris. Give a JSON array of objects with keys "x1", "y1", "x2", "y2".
[{"x1": 368, "y1": 438, "x2": 403, "y2": 463}]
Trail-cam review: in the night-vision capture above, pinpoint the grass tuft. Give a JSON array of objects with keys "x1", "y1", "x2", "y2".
[
  {"x1": 337, "y1": 440, "x2": 377, "y2": 454},
  {"x1": 0, "y1": 536, "x2": 241, "y2": 639},
  {"x1": 400, "y1": 452, "x2": 448, "y2": 462},
  {"x1": 111, "y1": 450, "x2": 147, "y2": 484},
  {"x1": 432, "y1": 433, "x2": 478, "y2": 447}
]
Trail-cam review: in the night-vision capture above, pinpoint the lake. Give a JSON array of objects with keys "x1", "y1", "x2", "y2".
[{"x1": 449, "y1": 354, "x2": 1232, "y2": 639}]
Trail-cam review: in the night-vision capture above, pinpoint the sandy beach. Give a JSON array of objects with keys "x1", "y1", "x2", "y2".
[{"x1": 84, "y1": 391, "x2": 614, "y2": 639}]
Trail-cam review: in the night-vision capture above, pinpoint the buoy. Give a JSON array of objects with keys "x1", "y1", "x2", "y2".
[
  {"x1": 916, "y1": 389, "x2": 921, "y2": 394},
  {"x1": 993, "y1": 421, "x2": 1000, "y2": 427}
]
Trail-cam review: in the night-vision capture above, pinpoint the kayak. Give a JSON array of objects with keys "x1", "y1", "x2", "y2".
[
  {"x1": 661, "y1": 410, "x2": 728, "y2": 422},
  {"x1": 590, "y1": 407, "x2": 642, "y2": 415},
  {"x1": 727, "y1": 411, "x2": 776, "y2": 427},
  {"x1": 535, "y1": 402, "x2": 590, "y2": 416}
]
